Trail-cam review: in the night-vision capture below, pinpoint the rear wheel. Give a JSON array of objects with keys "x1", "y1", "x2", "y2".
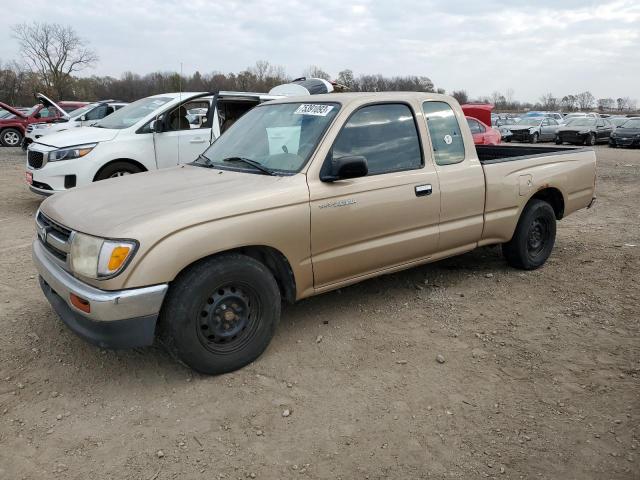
[
  {"x1": 95, "y1": 161, "x2": 143, "y2": 181},
  {"x1": 530, "y1": 132, "x2": 539, "y2": 144},
  {"x1": 159, "y1": 253, "x2": 281, "y2": 374},
  {"x1": 585, "y1": 133, "x2": 596, "y2": 146},
  {"x1": 1, "y1": 128, "x2": 22, "y2": 147},
  {"x1": 502, "y1": 199, "x2": 556, "y2": 270}
]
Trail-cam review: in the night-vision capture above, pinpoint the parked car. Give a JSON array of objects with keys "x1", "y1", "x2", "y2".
[
  {"x1": 23, "y1": 100, "x2": 128, "y2": 150},
  {"x1": 466, "y1": 116, "x2": 501, "y2": 144},
  {"x1": 564, "y1": 112, "x2": 600, "y2": 120},
  {"x1": 555, "y1": 117, "x2": 614, "y2": 145},
  {"x1": 32, "y1": 92, "x2": 597, "y2": 374},
  {"x1": 0, "y1": 94, "x2": 87, "y2": 147},
  {"x1": 608, "y1": 118, "x2": 640, "y2": 148},
  {"x1": 26, "y1": 91, "x2": 283, "y2": 195},
  {"x1": 500, "y1": 117, "x2": 560, "y2": 143},
  {"x1": 522, "y1": 111, "x2": 565, "y2": 125}
]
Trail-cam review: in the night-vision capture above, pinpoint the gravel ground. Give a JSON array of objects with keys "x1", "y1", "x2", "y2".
[{"x1": 0, "y1": 145, "x2": 638, "y2": 479}]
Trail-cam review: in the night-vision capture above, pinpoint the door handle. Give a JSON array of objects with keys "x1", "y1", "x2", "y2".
[
  {"x1": 189, "y1": 138, "x2": 205, "y2": 144},
  {"x1": 415, "y1": 184, "x2": 432, "y2": 197}
]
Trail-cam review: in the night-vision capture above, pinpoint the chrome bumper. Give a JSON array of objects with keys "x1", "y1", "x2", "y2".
[{"x1": 33, "y1": 239, "x2": 168, "y2": 322}]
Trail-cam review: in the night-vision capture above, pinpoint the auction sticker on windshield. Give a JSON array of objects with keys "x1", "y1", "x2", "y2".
[{"x1": 294, "y1": 104, "x2": 334, "y2": 116}]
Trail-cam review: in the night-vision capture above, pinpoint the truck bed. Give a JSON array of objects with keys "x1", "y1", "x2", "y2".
[{"x1": 476, "y1": 144, "x2": 587, "y2": 164}]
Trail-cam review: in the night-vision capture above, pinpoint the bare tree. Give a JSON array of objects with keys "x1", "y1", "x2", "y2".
[
  {"x1": 539, "y1": 93, "x2": 558, "y2": 110},
  {"x1": 597, "y1": 98, "x2": 615, "y2": 112},
  {"x1": 12, "y1": 22, "x2": 98, "y2": 98},
  {"x1": 303, "y1": 65, "x2": 331, "y2": 80},
  {"x1": 451, "y1": 90, "x2": 468, "y2": 104},
  {"x1": 575, "y1": 91, "x2": 595, "y2": 111}
]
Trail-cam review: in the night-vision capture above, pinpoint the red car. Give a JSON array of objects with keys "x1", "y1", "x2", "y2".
[
  {"x1": 461, "y1": 103, "x2": 501, "y2": 145},
  {"x1": 466, "y1": 116, "x2": 502, "y2": 145},
  {"x1": 0, "y1": 93, "x2": 87, "y2": 147}
]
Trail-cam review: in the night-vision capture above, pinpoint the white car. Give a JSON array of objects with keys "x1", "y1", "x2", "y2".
[
  {"x1": 24, "y1": 100, "x2": 128, "y2": 149},
  {"x1": 25, "y1": 91, "x2": 281, "y2": 195}
]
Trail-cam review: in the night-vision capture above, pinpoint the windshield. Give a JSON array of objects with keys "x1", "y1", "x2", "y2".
[
  {"x1": 68, "y1": 104, "x2": 97, "y2": 119},
  {"x1": 94, "y1": 96, "x2": 172, "y2": 129},
  {"x1": 196, "y1": 102, "x2": 340, "y2": 175},
  {"x1": 566, "y1": 118, "x2": 596, "y2": 127},
  {"x1": 620, "y1": 118, "x2": 640, "y2": 128},
  {"x1": 517, "y1": 118, "x2": 542, "y2": 126},
  {"x1": 0, "y1": 108, "x2": 15, "y2": 119}
]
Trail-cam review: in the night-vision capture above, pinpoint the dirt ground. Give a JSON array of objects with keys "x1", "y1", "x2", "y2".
[{"x1": 0, "y1": 145, "x2": 638, "y2": 480}]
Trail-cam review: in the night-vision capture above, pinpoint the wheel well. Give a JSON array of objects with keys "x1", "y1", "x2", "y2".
[
  {"x1": 93, "y1": 159, "x2": 147, "y2": 181},
  {"x1": 531, "y1": 187, "x2": 565, "y2": 219},
  {"x1": 177, "y1": 246, "x2": 297, "y2": 304}
]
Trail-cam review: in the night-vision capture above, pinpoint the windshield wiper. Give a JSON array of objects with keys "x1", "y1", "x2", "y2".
[
  {"x1": 195, "y1": 153, "x2": 214, "y2": 168},
  {"x1": 221, "y1": 157, "x2": 276, "y2": 176}
]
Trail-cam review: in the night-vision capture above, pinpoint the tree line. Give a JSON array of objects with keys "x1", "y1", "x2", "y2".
[{"x1": 1, "y1": 22, "x2": 636, "y2": 114}]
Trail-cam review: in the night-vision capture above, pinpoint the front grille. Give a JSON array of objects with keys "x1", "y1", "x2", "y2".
[
  {"x1": 511, "y1": 130, "x2": 530, "y2": 141},
  {"x1": 560, "y1": 133, "x2": 583, "y2": 144},
  {"x1": 36, "y1": 212, "x2": 73, "y2": 263},
  {"x1": 28, "y1": 150, "x2": 44, "y2": 169}
]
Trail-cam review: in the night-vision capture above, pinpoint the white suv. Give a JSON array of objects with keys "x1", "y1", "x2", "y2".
[
  {"x1": 26, "y1": 91, "x2": 280, "y2": 195},
  {"x1": 23, "y1": 101, "x2": 128, "y2": 150}
]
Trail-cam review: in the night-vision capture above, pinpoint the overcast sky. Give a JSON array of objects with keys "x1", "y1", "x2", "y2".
[{"x1": 1, "y1": 0, "x2": 638, "y2": 102}]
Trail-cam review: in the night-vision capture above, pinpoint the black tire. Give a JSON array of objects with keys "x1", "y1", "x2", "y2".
[
  {"x1": 95, "y1": 161, "x2": 143, "y2": 181},
  {"x1": 530, "y1": 132, "x2": 539, "y2": 144},
  {"x1": 0, "y1": 128, "x2": 22, "y2": 147},
  {"x1": 585, "y1": 133, "x2": 596, "y2": 146},
  {"x1": 502, "y1": 199, "x2": 556, "y2": 270},
  {"x1": 609, "y1": 143, "x2": 617, "y2": 148},
  {"x1": 159, "y1": 253, "x2": 281, "y2": 374},
  {"x1": 505, "y1": 137, "x2": 512, "y2": 143},
  {"x1": 555, "y1": 137, "x2": 562, "y2": 145}
]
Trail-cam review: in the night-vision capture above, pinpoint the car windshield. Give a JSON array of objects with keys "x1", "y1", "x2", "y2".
[
  {"x1": 565, "y1": 113, "x2": 585, "y2": 118},
  {"x1": 517, "y1": 118, "x2": 542, "y2": 126},
  {"x1": 68, "y1": 104, "x2": 97, "y2": 119},
  {"x1": 94, "y1": 96, "x2": 172, "y2": 129},
  {"x1": 195, "y1": 102, "x2": 340, "y2": 175},
  {"x1": 0, "y1": 108, "x2": 15, "y2": 119},
  {"x1": 621, "y1": 119, "x2": 640, "y2": 128},
  {"x1": 566, "y1": 118, "x2": 596, "y2": 127}
]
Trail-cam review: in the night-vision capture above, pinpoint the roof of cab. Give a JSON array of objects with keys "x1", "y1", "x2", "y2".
[{"x1": 263, "y1": 91, "x2": 456, "y2": 106}]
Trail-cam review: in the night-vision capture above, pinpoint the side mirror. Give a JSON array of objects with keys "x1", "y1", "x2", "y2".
[
  {"x1": 321, "y1": 155, "x2": 368, "y2": 182},
  {"x1": 79, "y1": 115, "x2": 86, "y2": 122},
  {"x1": 151, "y1": 117, "x2": 164, "y2": 133}
]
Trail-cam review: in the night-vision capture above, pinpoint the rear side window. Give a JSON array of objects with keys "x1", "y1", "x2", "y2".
[
  {"x1": 422, "y1": 101, "x2": 465, "y2": 165},
  {"x1": 467, "y1": 118, "x2": 485, "y2": 134},
  {"x1": 332, "y1": 103, "x2": 422, "y2": 176}
]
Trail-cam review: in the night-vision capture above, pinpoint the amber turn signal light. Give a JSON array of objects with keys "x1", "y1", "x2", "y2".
[{"x1": 70, "y1": 293, "x2": 91, "y2": 313}]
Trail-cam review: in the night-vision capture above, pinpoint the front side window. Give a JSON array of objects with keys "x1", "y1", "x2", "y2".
[
  {"x1": 85, "y1": 104, "x2": 109, "y2": 121},
  {"x1": 422, "y1": 101, "x2": 465, "y2": 166},
  {"x1": 195, "y1": 102, "x2": 340, "y2": 175},
  {"x1": 331, "y1": 103, "x2": 422, "y2": 176},
  {"x1": 96, "y1": 96, "x2": 172, "y2": 130},
  {"x1": 467, "y1": 118, "x2": 484, "y2": 134}
]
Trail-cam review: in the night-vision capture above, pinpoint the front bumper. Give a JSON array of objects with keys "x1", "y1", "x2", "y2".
[
  {"x1": 33, "y1": 239, "x2": 168, "y2": 348},
  {"x1": 609, "y1": 136, "x2": 640, "y2": 147}
]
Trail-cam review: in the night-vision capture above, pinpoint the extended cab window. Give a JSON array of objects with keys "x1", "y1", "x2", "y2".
[
  {"x1": 422, "y1": 101, "x2": 465, "y2": 166},
  {"x1": 332, "y1": 103, "x2": 422, "y2": 175}
]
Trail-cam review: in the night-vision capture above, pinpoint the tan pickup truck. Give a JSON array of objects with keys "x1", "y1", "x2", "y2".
[{"x1": 33, "y1": 92, "x2": 596, "y2": 374}]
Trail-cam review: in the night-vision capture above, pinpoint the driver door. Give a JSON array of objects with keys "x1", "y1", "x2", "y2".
[{"x1": 153, "y1": 96, "x2": 214, "y2": 169}]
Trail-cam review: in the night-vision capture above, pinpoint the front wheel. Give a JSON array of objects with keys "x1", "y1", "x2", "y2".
[
  {"x1": 94, "y1": 161, "x2": 143, "y2": 181},
  {"x1": 555, "y1": 137, "x2": 562, "y2": 145},
  {"x1": 530, "y1": 132, "x2": 539, "y2": 144},
  {"x1": 159, "y1": 253, "x2": 281, "y2": 374},
  {"x1": 502, "y1": 199, "x2": 556, "y2": 270},
  {"x1": 0, "y1": 128, "x2": 22, "y2": 147},
  {"x1": 585, "y1": 133, "x2": 596, "y2": 146}
]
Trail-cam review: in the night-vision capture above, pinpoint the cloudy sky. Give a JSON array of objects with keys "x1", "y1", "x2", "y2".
[{"x1": 1, "y1": 0, "x2": 638, "y2": 102}]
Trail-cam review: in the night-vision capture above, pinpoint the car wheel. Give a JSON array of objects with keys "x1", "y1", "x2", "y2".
[
  {"x1": 585, "y1": 133, "x2": 596, "y2": 146},
  {"x1": 609, "y1": 143, "x2": 617, "y2": 148},
  {"x1": 531, "y1": 132, "x2": 539, "y2": 144},
  {"x1": 555, "y1": 136, "x2": 562, "y2": 145},
  {"x1": 159, "y1": 253, "x2": 281, "y2": 374},
  {"x1": 1, "y1": 128, "x2": 23, "y2": 147},
  {"x1": 505, "y1": 137, "x2": 511, "y2": 143},
  {"x1": 502, "y1": 199, "x2": 556, "y2": 270},
  {"x1": 94, "y1": 161, "x2": 143, "y2": 181}
]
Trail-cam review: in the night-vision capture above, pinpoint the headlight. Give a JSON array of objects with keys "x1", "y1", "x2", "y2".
[
  {"x1": 70, "y1": 232, "x2": 137, "y2": 279},
  {"x1": 48, "y1": 143, "x2": 97, "y2": 162},
  {"x1": 578, "y1": 130, "x2": 589, "y2": 135}
]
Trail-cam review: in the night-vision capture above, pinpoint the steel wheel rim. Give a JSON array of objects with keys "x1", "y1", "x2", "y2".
[
  {"x1": 527, "y1": 217, "x2": 549, "y2": 258},
  {"x1": 4, "y1": 132, "x2": 19, "y2": 145},
  {"x1": 196, "y1": 283, "x2": 261, "y2": 354}
]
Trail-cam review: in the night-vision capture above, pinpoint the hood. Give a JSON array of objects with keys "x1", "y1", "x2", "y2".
[
  {"x1": 502, "y1": 123, "x2": 536, "y2": 131},
  {"x1": 557, "y1": 125, "x2": 594, "y2": 133},
  {"x1": 461, "y1": 104, "x2": 493, "y2": 126},
  {"x1": 33, "y1": 126, "x2": 119, "y2": 148},
  {"x1": 613, "y1": 127, "x2": 640, "y2": 135},
  {"x1": 36, "y1": 93, "x2": 69, "y2": 119},
  {"x1": 40, "y1": 165, "x2": 307, "y2": 239},
  {"x1": 0, "y1": 101, "x2": 26, "y2": 119}
]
